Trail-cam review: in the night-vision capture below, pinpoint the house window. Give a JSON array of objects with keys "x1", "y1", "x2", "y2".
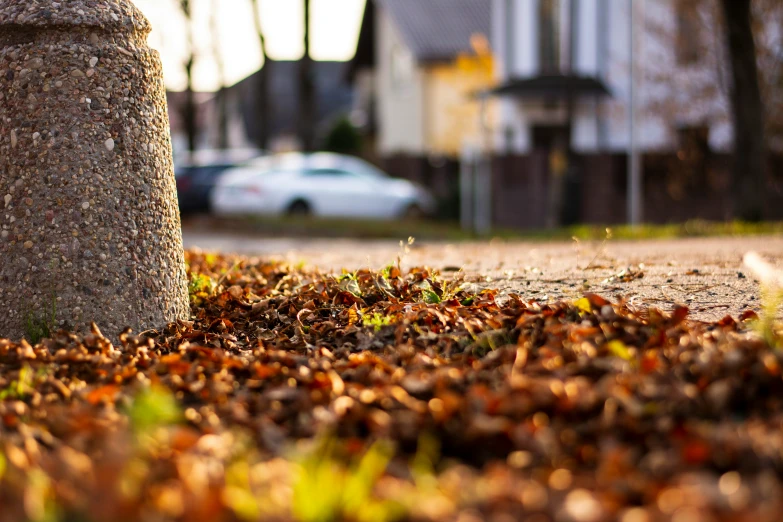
[
  {"x1": 539, "y1": 0, "x2": 562, "y2": 73},
  {"x1": 676, "y1": 2, "x2": 701, "y2": 65},
  {"x1": 391, "y1": 44, "x2": 414, "y2": 91}
]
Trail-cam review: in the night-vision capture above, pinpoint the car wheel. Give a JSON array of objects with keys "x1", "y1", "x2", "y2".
[
  {"x1": 287, "y1": 199, "x2": 312, "y2": 217},
  {"x1": 402, "y1": 203, "x2": 425, "y2": 221}
]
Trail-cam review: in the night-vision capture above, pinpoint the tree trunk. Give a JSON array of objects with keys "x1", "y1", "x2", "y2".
[
  {"x1": 250, "y1": 0, "x2": 272, "y2": 150},
  {"x1": 211, "y1": 0, "x2": 228, "y2": 149},
  {"x1": 720, "y1": 0, "x2": 766, "y2": 221},
  {"x1": 256, "y1": 59, "x2": 273, "y2": 150},
  {"x1": 183, "y1": 58, "x2": 197, "y2": 153},
  {"x1": 299, "y1": 0, "x2": 316, "y2": 152},
  {"x1": 181, "y1": 0, "x2": 198, "y2": 154},
  {"x1": 214, "y1": 88, "x2": 228, "y2": 150}
]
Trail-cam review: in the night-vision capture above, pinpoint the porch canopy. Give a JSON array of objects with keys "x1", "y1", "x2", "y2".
[{"x1": 486, "y1": 74, "x2": 611, "y2": 99}]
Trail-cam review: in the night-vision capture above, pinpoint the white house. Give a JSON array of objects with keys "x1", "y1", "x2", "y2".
[
  {"x1": 347, "y1": 0, "x2": 782, "y2": 228},
  {"x1": 350, "y1": 0, "x2": 494, "y2": 159},
  {"x1": 489, "y1": 0, "x2": 740, "y2": 155}
]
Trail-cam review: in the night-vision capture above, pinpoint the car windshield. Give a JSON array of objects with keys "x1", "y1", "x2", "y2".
[
  {"x1": 176, "y1": 149, "x2": 263, "y2": 167},
  {"x1": 242, "y1": 155, "x2": 299, "y2": 173},
  {"x1": 239, "y1": 153, "x2": 390, "y2": 180},
  {"x1": 176, "y1": 164, "x2": 234, "y2": 177},
  {"x1": 304, "y1": 169, "x2": 356, "y2": 177},
  {"x1": 338, "y1": 157, "x2": 388, "y2": 179}
]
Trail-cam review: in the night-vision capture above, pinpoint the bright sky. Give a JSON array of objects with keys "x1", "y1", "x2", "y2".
[{"x1": 133, "y1": 0, "x2": 366, "y2": 92}]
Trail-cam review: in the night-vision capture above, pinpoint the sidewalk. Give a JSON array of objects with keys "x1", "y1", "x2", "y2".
[{"x1": 182, "y1": 228, "x2": 783, "y2": 321}]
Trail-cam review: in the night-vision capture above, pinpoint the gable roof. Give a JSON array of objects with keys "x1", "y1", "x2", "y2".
[{"x1": 377, "y1": 0, "x2": 490, "y2": 62}]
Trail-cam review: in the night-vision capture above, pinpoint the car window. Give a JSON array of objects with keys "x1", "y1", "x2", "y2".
[
  {"x1": 304, "y1": 169, "x2": 355, "y2": 177},
  {"x1": 341, "y1": 157, "x2": 388, "y2": 179},
  {"x1": 178, "y1": 164, "x2": 233, "y2": 174},
  {"x1": 200, "y1": 165, "x2": 233, "y2": 177}
]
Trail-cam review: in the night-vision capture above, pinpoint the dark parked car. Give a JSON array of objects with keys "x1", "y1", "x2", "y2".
[{"x1": 174, "y1": 149, "x2": 263, "y2": 215}]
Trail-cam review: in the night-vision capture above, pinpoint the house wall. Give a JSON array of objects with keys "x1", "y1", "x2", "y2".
[
  {"x1": 423, "y1": 55, "x2": 497, "y2": 156},
  {"x1": 490, "y1": 0, "x2": 736, "y2": 154},
  {"x1": 376, "y1": 6, "x2": 426, "y2": 155},
  {"x1": 491, "y1": 0, "x2": 534, "y2": 151}
]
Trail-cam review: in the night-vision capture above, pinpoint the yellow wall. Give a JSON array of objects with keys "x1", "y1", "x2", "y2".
[{"x1": 423, "y1": 54, "x2": 496, "y2": 156}]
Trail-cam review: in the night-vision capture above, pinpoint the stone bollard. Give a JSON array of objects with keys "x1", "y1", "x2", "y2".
[{"x1": 0, "y1": 0, "x2": 190, "y2": 340}]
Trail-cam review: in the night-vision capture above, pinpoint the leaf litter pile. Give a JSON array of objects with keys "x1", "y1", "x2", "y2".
[{"x1": 1, "y1": 251, "x2": 783, "y2": 521}]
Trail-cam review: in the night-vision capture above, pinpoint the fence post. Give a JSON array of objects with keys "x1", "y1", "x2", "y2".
[
  {"x1": 460, "y1": 144, "x2": 475, "y2": 232},
  {"x1": 474, "y1": 154, "x2": 493, "y2": 235}
]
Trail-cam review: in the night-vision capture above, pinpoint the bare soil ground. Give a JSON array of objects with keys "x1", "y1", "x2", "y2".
[{"x1": 182, "y1": 228, "x2": 783, "y2": 321}]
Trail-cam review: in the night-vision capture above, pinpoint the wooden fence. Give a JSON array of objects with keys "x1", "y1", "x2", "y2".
[{"x1": 382, "y1": 152, "x2": 783, "y2": 229}]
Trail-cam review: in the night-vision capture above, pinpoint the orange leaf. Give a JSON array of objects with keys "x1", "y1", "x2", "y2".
[
  {"x1": 641, "y1": 351, "x2": 659, "y2": 373},
  {"x1": 585, "y1": 293, "x2": 610, "y2": 308},
  {"x1": 160, "y1": 354, "x2": 183, "y2": 364},
  {"x1": 86, "y1": 384, "x2": 120, "y2": 406},
  {"x1": 682, "y1": 440, "x2": 710, "y2": 465},
  {"x1": 671, "y1": 306, "x2": 689, "y2": 325},
  {"x1": 740, "y1": 310, "x2": 759, "y2": 322},
  {"x1": 717, "y1": 315, "x2": 737, "y2": 328},
  {"x1": 254, "y1": 364, "x2": 278, "y2": 379},
  {"x1": 170, "y1": 427, "x2": 202, "y2": 452}
]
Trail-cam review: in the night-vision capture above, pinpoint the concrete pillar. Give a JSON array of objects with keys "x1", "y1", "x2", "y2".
[{"x1": 0, "y1": 0, "x2": 190, "y2": 340}]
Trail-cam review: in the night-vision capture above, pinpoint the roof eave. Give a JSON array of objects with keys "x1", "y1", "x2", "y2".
[{"x1": 485, "y1": 74, "x2": 613, "y2": 99}]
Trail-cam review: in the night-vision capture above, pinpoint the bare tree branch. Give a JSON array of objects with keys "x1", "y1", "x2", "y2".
[
  {"x1": 299, "y1": 0, "x2": 316, "y2": 152},
  {"x1": 178, "y1": 0, "x2": 198, "y2": 154},
  {"x1": 249, "y1": 0, "x2": 273, "y2": 150},
  {"x1": 210, "y1": 0, "x2": 228, "y2": 149}
]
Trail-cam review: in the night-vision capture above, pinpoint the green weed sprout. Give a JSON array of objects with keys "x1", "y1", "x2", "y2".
[
  {"x1": 0, "y1": 364, "x2": 34, "y2": 400},
  {"x1": 188, "y1": 273, "x2": 215, "y2": 306},
  {"x1": 743, "y1": 252, "x2": 783, "y2": 347},
  {"x1": 127, "y1": 385, "x2": 182, "y2": 435},
  {"x1": 224, "y1": 460, "x2": 263, "y2": 521},
  {"x1": 292, "y1": 438, "x2": 403, "y2": 522},
  {"x1": 25, "y1": 469, "x2": 60, "y2": 522},
  {"x1": 410, "y1": 433, "x2": 440, "y2": 490},
  {"x1": 362, "y1": 312, "x2": 395, "y2": 332},
  {"x1": 24, "y1": 294, "x2": 57, "y2": 344},
  {"x1": 337, "y1": 270, "x2": 363, "y2": 298}
]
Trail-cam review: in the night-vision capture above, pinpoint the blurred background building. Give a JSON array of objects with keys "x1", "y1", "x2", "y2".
[
  {"x1": 168, "y1": 61, "x2": 354, "y2": 153},
  {"x1": 152, "y1": 0, "x2": 783, "y2": 230}
]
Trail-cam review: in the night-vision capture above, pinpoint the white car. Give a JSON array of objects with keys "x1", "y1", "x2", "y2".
[{"x1": 211, "y1": 153, "x2": 436, "y2": 220}]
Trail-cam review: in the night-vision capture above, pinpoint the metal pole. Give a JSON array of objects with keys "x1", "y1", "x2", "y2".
[
  {"x1": 597, "y1": 0, "x2": 609, "y2": 150},
  {"x1": 474, "y1": 155, "x2": 492, "y2": 236},
  {"x1": 460, "y1": 144, "x2": 474, "y2": 232},
  {"x1": 627, "y1": 0, "x2": 642, "y2": 225},
  {"x1": 476, "y1": 97, "x2": 493, "y2": 235},
  {"x1": 505, "y1": 0, "x2": 515, "y2": 153}
]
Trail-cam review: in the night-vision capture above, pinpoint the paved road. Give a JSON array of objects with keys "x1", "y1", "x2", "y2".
[{"x1": 182, "y1": 227, "x2": 783, "y2": 322}]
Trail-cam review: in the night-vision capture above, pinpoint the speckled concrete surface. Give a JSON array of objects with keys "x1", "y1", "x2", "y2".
[
  {"x1": 0, "y1": 0, "x2": 189, "y2": 340},
  {"x1": 182, "y1": 229, "x2": 783, "y2": 322}
]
